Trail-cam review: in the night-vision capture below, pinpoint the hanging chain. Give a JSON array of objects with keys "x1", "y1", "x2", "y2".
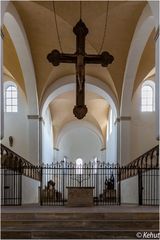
[
  {"x1": 80, "y1": 1, "x2": 82, "y2": 19},
  {"x1": 52, "y1": 1, "x2": 63, "y2": 53},
  {"x1": 51, "y1": 1, "x2": 109, "y2": 54},
  {"x1": 98, "y1": 0, "x2": 109, "y2": 54}
]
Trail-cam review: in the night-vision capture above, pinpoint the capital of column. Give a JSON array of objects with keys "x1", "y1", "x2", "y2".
[
  {"x1": 100, "y1": 147, "x2": 106, "y2": 151},
  {"x1": 27, "y1": 115, "x2": 43, "y2": 121},
  {"x1": 54, "y1": 147, "x2": 59, "y2": 151},
  {"x1": 115, "y1": 116, "x2": 131, "y2": 124}
]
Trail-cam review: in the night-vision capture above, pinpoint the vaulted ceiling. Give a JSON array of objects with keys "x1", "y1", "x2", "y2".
[
  {"x1": 3, "y1": 0, "x2": 155, "y2": 141},
  {"x1": 12, "y1": 0, "x2": 147, "y2": 101},
  {"x1": 50, "y1": 91, "x2": 109, "y2": 143},
  {"x1": 3, "y1": 27, "x2": 25, "y2": 93}
]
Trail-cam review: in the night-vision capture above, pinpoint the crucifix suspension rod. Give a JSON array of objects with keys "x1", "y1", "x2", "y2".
[{"x1": 47, "y1": 19, "x2": 114, "y2": 119}]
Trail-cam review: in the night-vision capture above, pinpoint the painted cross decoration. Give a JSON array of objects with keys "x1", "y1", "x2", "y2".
[{"x1": 47, "y1": 19, "x2": 114, "y2": 119}]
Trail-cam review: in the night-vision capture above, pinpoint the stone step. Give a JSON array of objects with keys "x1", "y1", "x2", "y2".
[
  {"x1": 2, "y1": 229, "x2": 160, "y2": 239},
  {"x1": 2, "y1": 219, "x2": 158, "y2": 230},
  {"x1": 2, "y1": 211, "x2": 158, "y2": 239},
  {"x1": 2, "y1": 212, "x2": 159, "y2": 221}
]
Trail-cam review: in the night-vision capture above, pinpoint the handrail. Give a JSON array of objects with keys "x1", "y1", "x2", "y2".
[
  {"x1": 1, "y1": 144, "x2": 159, "y2": 182},
  {"x1": 1, "y1": 144, "x2": 41, "y2": 181},
  {"x1": 120, "y1": 145, "x2": 159, "y2": 180}
]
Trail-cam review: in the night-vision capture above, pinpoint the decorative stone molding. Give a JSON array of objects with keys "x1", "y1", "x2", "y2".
[
  {"x1": 154, "y1": 26, "x2": 159, "y2": 41},
  {"x1": 54, "y1": 147, "x2": 59, "y2": 151},
  {"x1": 27, "y1": 115, "x2": 39, "y2": 119},
  {"x1": 101, "y1": 147, "x2": 106, "y2": 151},
  {"x1": 115, "y1": 116, "x2": 131, "y2": 124},
  {"x1": 120, "y1": 116, "x2": 131, "y2": 121},
  {"x1": 27, "y1": 115, "x2": 43, "y2": 121}
]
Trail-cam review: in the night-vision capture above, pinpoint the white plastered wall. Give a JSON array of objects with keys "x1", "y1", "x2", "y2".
[
  {"x1": 58, "y1": 127, "x2": 102, "y2": 163},
  {"x1": 106, "y1": 109, "x2": 117, "y2": 163},
  {"x1": 130, "y1": 82, "x2": 157, "y2": 160},
  {"x1": 121, "y1": 175, "x2": 139, "y2": 204},
  {"x1": 22, "y1": 176, "x2": 40, "y2": 204},
  {"x1": 2, "y1": 76, "x2": 29, "y2": 159}
]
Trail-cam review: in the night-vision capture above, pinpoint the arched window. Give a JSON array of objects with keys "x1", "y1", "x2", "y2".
[
  {"x1": 4, "y1": 83, "x2": 18, "y2": 113},
  {"x1": 76, "y1": 158, "x2": 83, "y2": 175},
  {"x1": 93, "y1": 157, "x2": 98, "y2": 174},
  {"x1": 141, "y1": 81, "x2": 155, "y2": 112}
]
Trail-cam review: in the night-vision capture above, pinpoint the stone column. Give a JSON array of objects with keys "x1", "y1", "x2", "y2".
[
  {"x1": 154, "y1": 26, "x2": 159, "y2": 140},
  {"x1": 119, "y1": 116, "x2": 131, "y2": 166},
  {"x1": 0, "y1": 28, "x2": 4, "y2": 139},
  {"x1": 54, "y1": 147, "x2": 59, "y2": 162},
  {"x1": 115, "y1": 118, "x2": 120, "y2": 165},
  {"x1": 100, "y1": 147, "x2": 106, "y2": 162},
  {"x1": 38, "y1": 116, "x2": 44, "y2": 164},
  {"x1": 27, "y1": 115, "x2": 40, "y2": 165}
]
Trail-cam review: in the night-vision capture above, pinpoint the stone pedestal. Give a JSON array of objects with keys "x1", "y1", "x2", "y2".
[
  {"x1": 66, "y1": 187, "x2": 94, "y2": 207},
  {"x1": 100, "y1": 189, "x2": 116, "y2": 202},
  {"x1": 103, "y1": 189, "x2": 116, "y2": 198}
]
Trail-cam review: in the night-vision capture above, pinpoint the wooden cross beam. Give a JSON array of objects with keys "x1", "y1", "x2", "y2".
[{"x1": 47, "y1": 19, "x2": 114, "y2": 119}]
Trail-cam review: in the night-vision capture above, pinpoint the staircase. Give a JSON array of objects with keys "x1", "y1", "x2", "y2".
[{"x1": 1, "y1": 210, "x2": 159, "y2": 239}]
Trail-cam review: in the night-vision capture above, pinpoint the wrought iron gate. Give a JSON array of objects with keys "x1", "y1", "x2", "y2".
[
  {"x1": 139, "y1": 168, "x2": 159, "y2": 206},
  {"x1": 1, "y1": 168, "x2": 22, "y2": 206},
  {"x1": 39, "y1": 162, "x2": 121, "y2": 206}
]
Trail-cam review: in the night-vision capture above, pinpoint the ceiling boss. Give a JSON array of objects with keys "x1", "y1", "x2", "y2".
[{"x1": 47, "y1": 1, "x2": 114, "y2": 119}]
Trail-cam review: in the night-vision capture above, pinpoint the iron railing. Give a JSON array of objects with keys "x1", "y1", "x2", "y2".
[
  {"x1": 1, "y1": 168, "x2": 22, "y2": 206},
  {"x1": 0, "y1": 144, "x2": 159, "y2": 206},
  {"x1": 120, "y1": 145, "x2": 159, "y2": 180},
  {"x1": 39, "y1": 161, "x2": 121, "y2": 206},
  {"x1": 1, "y1": 144, "x2": 41, "y2": 181},
  {"x1": 120, "y1": 145, "x2": 159, "y2": 206}
]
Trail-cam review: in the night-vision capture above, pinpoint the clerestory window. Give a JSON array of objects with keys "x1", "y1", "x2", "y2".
[
  {"x1": 141, "y1": 81, "x2": 155, "y2": 112},
  {"x1": 4, "y1": 83, "x2": 18, "y2": 113},
  {"x1": 76, "y1": 158, "x2": 83, "y2": 175}
]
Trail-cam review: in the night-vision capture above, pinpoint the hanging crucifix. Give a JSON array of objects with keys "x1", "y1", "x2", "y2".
[{"x1": 47, "y1": 19, "x2": 114, "y2": 119}]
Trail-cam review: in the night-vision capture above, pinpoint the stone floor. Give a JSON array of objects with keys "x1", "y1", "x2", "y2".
[
  {"x1": 2, "y1": 204, "x2": 159, "y2": 239},
  {"x1": 1, "y1": 204, "x2": 159, "y2": 213}
]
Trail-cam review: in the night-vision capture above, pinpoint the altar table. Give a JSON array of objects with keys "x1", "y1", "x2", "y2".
[{"x1": 66, "y1": 187, "x2": 94, "y2": 207}]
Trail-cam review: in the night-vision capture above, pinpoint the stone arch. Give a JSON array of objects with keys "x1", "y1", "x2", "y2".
[
  {"x1": 40, "y1": 75, "x2": 118, "y2": 163},
  {"x1": 3, "y1": 2, "x2": 38, "y2": 115},
  {"x1": 121, "y1": 5, "x2": 155, "y2": 116},
  {"x1": 147, "y1": 1, "x2": 159, "y2": 27},
  {"x1": 56, "y1": 120, "x2": 104, "y2": 149},
  {"x1": 40, "y1": 75, "x2": 118, "y2": 118}
]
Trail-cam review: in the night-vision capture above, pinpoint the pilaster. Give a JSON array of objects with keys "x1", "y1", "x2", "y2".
[
  {"x1": 154, "y1": 26, "x2": 159, "y2": 140},
  {"x1": 27, "y1": 115, "x2": 41, "y2": 165},
  {"x1": 116, "y1": 116, "x2": 132, "y2": 166},
  {"x1": 100, "y1": 147, "x2": 106, "y2": 162},
  {"x1": 0, "y1": 27, "x2": 4, "y2": 139}
]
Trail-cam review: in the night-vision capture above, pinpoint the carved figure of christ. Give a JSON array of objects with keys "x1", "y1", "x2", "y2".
[{"x1": 47, "y1": 19, "x2": 114, "y2": 119}]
